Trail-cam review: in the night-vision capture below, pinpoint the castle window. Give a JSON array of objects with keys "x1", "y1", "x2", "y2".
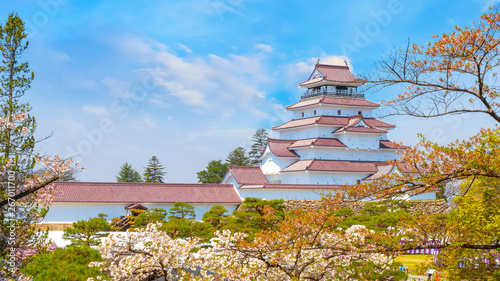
[
  {"x1": 301, "y1": 112, "x2": 304, "y2": 117},
  {"x1": 314, "y1": 110, "x2": 316, "y2": 115},
  {"x1": 338, "y1": 110, "x2": 341, "y2": 115}
]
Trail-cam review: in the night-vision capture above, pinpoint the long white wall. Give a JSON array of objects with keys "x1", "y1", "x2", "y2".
[
  {"x1": 239, "y1": 188, "x2": 337, "y2": 200},
  {"x1": 43, "y1": 203, "x2": 240, "y2": 223},
  {"x1": 266, "y1": 171, "x2": 370, "y2": 185}
]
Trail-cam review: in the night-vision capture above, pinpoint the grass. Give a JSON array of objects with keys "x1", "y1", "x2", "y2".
[{"x1": 394, "y1": 254, "x2": 433, "y2": 273}]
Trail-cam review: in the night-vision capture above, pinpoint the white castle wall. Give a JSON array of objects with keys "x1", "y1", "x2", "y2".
[
  {"x1": 44, "y1": 202, "x2": 240, "y2": 223},
  {"x1": 238, "y1": 188, "x2": 335, "y2": 200},
  {"x1": 292, "y1": 106, "x2": 373, "y2": 119},
  {"x1": 280, "y1": 126, "x2": 340, "y2": 140},
  {"x1": 293, "y1": 147, "x2": 401, "y2": 162},
  {"x1": 261, "y1": 151, "x2": 298, "y2": 175}
]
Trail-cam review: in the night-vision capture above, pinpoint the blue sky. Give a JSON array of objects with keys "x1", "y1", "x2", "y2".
[{"x1": 1, "y1": 0, "x2": 497, "y2": 182}]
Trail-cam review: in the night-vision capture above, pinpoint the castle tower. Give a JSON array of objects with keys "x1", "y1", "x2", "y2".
[{"x1": 223, "y1": 62, "x2": 434, "y2": 200}]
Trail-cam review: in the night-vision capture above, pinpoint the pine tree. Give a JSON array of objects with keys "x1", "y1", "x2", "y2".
[
  {"x1": 116, "y1": 162, "x2": 142, "y2": 182},
  {"x1": 0, "y1": 13, "x2": 43, "y2": 268},
  {"x1": 249, "y1": 128, "x2": 268, "y2": 165},
  {"x1": 168, "y1": 202, "x2": 196, "y2": 220},
  {"x1": 143, "y1": 156, "x2": 166, "y2": 183},
  {"x1": 197, "y1": 160, "x2": 228, "y2": 183},
  {"x1": 226, "y1": 147, "x2": 251, "y2": 166}
]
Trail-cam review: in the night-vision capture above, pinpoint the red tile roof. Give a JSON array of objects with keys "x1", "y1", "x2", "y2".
[
  {"x1": 52, "y1": 182, "x2": 242, "y2": 204},
  {"x1": 273, "y1": 116, "x2": 393, "y2": 131},
  {"x1": 267, "y1": 138, "x2": 300, "y2": 157},
  {"x1": 299, "y1": 64, "x2": 365, "y2": 86},
  {"x1": 282, "y1": 160, "x2": 378, "y2": 173},
  {"x1": 286, "y1": 96, "x2": 380, "y2": 110},
  {"x1": 379, "y1": 140, "x2": 409, "y2": 149},
  {"x1": 334, "y1": 126, "x2": 387, "y2": 134},
  {"x1": 363, "y1": 164, "x2": 395, "y2": 180},
  {"x1": 228, "y1": 166, "x2": 269, "y2": 185},
  {"x1": 289, "y1": 138, "x2": 346, "y2": 148}
]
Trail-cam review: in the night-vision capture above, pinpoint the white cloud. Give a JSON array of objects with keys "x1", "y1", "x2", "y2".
[
  {"x1": 132, "y1": 116, "x2": 156, "y2": 130},
  {"x1": 102, "y1": 78, "x2": 131, "y2": 98},
  {"x1": 321, "y1": 55, "x2": 352, "y2": 69},
  {"x1": 255, "y1": 43, "x2": 273, "y2": 53},
  {"x1": 117, "y1": 37, "x2": 279, "y2": 118},
  {"x1": 82, "y1": 106, "x2": 110, "y2": 116},
  {"x1": 178, "y1": 43, "x2": 192, "y2": 53},
  {"x1": 160, "y1": 81, "x2": 206, "y2": 106}
]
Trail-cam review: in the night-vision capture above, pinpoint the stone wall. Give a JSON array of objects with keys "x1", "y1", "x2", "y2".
[{"x1": 284, "y1": 199, "x2": 450, "y2": 215}]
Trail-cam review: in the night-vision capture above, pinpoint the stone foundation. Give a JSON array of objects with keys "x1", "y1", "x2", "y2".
[
  {"x1": 284, "y1": 199, "x2": 450, "y2": 215},
  {"x1": 37, "y1": 223, "x2": 73, "y2": 231}
]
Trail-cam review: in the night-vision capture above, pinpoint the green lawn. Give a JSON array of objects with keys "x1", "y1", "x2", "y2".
[{"x1": 394, "y1": 254, "x2": 433, "y2": 272}]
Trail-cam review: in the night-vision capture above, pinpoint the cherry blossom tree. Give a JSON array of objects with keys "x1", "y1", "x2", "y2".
[
  {"x1": 0, "y1": 13, "x2": 74, "y2": 279},
  {"x1": 89, "y1": 223, "x2": 206, "y2": 281}
]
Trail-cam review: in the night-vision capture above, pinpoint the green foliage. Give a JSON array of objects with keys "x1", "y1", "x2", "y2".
[
  {"x1": 202, "y1": 205, "x2": 228, "y2": 229},
  {"x1": 338, "y1": 200, "x2": 411, "y2": 232},
  {"x1": 226, "y1": 147, "x2": 252, "y2": 166},
  {"x1": 437, "y1": 179, "x2": 500, "y2": 280},
  {"x1": 143, "y1": 155, "x2": 166, "y2": 183},
  {"x1": 161, "y1": 218, "x2": 214, "y2": 240},
  {"x1": 0, "y1": 12, "x2": 36, "y2": 174},
  {"x1": 22, "y1": 245, "x2": 107, "y2": 281},
  {"x1": 0, "y1": 13, "x2": 46, "y2": 269},
  {"x1": 116, "y1": 162, "x2": 142, "y2": 182},
  {"x1": 62, "y1": 214, "x2": 110, "y2": 247},
  {"x1": 249, "y1": 128, "x2": 268, "y2": 165},
  {"x1": 222, "y1": 197, "x2": 285, "y2": 240},
  {"x1": 168, "y1": 202, "x2": 196, "y2": 220},
  {"x1": 132, "y1": 208, "x2": 166, "y2": 228},
  {"x1": 197, "y1": 160, "x2": 228, "y2": 183}
]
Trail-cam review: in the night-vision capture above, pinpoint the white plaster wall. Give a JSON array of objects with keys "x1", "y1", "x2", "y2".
[
  {"x1": 292, "y1": 105, "x2": 374, "y2": 119},
  {"x1": 279, "y1": 127, "x2": 338, "y2": 140},
  {"x1": 272, "y1": 171, "x2": 372, "y2": 185},
  {"x1": 292, "y1": 147, "x2": 401, "y2": 162},
  {"x1": 409, "y1": 192, "x2": 437, "y2": 200},
  {"x1": 239, "y1": 189, "x2": 337, "y2": 200},
  {"x1": 223, "y1": 173, "x2": 240, "y2": 188},
  {"x1": 336, "y1": 133, "x2": 382, "y2": 150},
  {"x1": 261, "y1": 153, "x2": 297, "y2": 175},
  {"x1": 44, "y1": 203, "x2": 240, "y2": 223}
]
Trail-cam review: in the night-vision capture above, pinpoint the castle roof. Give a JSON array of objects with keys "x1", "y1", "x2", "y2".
[
  {"x1": 52, "y1": 182, "x2": 241, "y2": 204},
  {"x1": 266, "y1": 138, "x2": 300, "y2": 157},
  {"x1": 288, "y1": 137, "x2": 346, "y2": 148},
  {"x1": 227, "y1": 166, "x2": 269, "y2": 185},
  {"x1": 286, "y1": 96, "x2": 380, "y2": 110},
  {"x1": 299, "y1": 64, "x2": 365, "y2": 87},
  {"x1": 379, "y1": 140, "x2": 409, "y2": 149},
  {"x1": 272, "y1": 115, "x2": 394, "y2": 131},
  {"x1": 281, "y1": 159, "x2": 379, "y2": 173}
]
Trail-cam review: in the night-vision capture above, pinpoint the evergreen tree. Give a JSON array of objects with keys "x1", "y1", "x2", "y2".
[
  {"x1": 226, "y1": 147, "x2": 251, "y2": 166},
  {"x1": 62, "y1": 214, "x2": 110, "y2": 247},
  {"x1": 0, "y1": 13, "x2": 51, "y2": 269},
  {"x1": 22, "y1": 245, "x2": 106, "y2": 281},
  {"x1": 202, "y1": 205, "x2": 228, "y2": 229},
  {"x1": 168, "y1": 202, "x2": 196, "y2": 220},
  {"x1": 143, "y1": 156, "x2": 166, "y2": 183},
  {"x1": 197, "y1": 160, "x2": 228, "y2": 183},
  {"x1": 116, "y1": 162, "x2": 142, "y2": 182},
  {"x1": 249, "y1": 128, "x2": 268, "y2": 165}
]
